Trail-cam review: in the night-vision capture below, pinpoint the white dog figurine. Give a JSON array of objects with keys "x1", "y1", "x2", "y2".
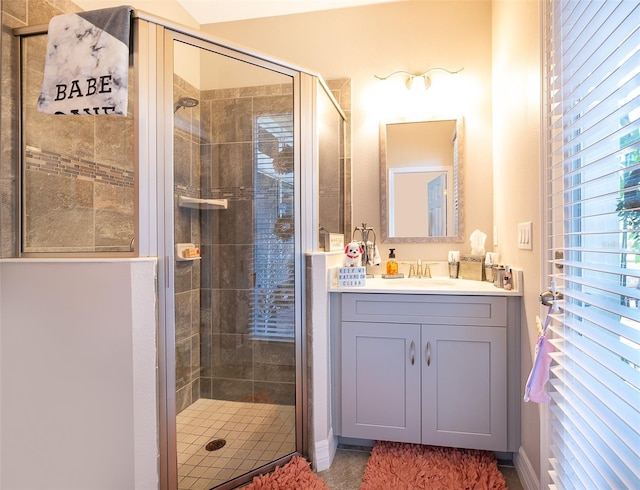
[{"x1": 344, "y1": 241, "x2": 364, "y2": 267}]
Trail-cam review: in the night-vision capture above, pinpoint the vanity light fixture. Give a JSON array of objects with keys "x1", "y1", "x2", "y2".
[{"x1": 375, "y1": 67, "x2": 464, "y2": 90}]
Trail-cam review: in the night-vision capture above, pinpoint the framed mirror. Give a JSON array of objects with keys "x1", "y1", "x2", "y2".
[{"x1": 380, "y1": 118, "x2": 464, "y2": 243}]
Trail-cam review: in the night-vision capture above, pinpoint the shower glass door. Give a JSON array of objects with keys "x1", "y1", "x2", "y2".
[{"x1": 169, "y1": 36, "x2": 299, "y2": 490}]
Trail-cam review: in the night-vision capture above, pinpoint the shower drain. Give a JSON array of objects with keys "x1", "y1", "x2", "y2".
[{"x1": 205, "y1": 439, "x2": 226, "y2": 451}]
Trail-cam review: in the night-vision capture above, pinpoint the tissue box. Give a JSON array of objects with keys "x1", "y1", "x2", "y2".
[{"x1": 459, "y1": 254, "x2": 485, "y2": 281}]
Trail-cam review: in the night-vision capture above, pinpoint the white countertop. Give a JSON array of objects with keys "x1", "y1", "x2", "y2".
[{"x1": 329, "y1": 270, "x2": 523, "y2": 296}]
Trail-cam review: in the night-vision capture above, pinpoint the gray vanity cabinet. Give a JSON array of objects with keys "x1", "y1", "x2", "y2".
[
  {"x1": 341, "y1": 321, "x2": 422, "y2": 443},
  {"x1": 338, "y1": 293, "x2": 511, "y2": 451},
  {"x1": 420, "y1": 324, "x2": 506, "y2": 449}
]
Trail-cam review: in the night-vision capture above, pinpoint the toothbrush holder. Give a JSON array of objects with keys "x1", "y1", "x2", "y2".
[
  {"x1": 485, "y1": 264, "x2": 495, "y2": 282},
  {"x1": 448, "y1": 261, "x2": 459, "y2": 279}
]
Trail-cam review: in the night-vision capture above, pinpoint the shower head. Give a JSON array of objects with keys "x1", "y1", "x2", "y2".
[{"x1": 174, "y1": 96, "x2": 199, "y2": 113}]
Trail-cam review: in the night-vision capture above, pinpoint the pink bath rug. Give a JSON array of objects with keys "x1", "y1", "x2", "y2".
[
  {"x1": 360, "y1": 441, "x2": 508, "y2": 490},
  {"x1": 243, "y1": 455, "x2": 328, "y2": 490}
]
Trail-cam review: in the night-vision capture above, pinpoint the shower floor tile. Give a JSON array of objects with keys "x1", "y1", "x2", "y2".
[{"x1": 177, "y1": 398, "x2": 295, "y2": 490}]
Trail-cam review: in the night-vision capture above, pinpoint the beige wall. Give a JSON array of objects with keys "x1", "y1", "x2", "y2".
[
  {"x1": 493, "y1": 0, "x2": 542, "y2": 485},
  {"x1": 203, "y1": 1, "x2": 494, "y2": 269}
]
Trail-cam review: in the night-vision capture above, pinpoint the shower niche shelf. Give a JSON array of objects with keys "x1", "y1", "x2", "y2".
[
  {"x1": 179, "y1": 195, "x2": 228, "y2": 210},
  {"x1": 176, "y1": 243, "x2": 201, "y2": 261}
]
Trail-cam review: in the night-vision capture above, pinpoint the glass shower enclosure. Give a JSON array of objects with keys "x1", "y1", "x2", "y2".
[
  {"x1": 168, "y1": 36, "x2": 301, "y2": 490},
  {"x1": 16, "y1": 12, "x2": 347, "y2": 490},
  {"x1": 156, "y1": 24, "x2": 347, "y2": 490}
]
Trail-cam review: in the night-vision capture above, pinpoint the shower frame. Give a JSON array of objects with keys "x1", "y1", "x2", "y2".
[
  {"x1": 139, "y1": 14, "x2": 333, "y2": 490},
  {"x1": 13, "y1": 10, "x2": 346, "y2": 490}
]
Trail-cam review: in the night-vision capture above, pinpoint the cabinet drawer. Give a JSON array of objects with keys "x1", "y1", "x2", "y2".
[{"x1": 342, "y1": 293, "x2": 507, "y2": 326}]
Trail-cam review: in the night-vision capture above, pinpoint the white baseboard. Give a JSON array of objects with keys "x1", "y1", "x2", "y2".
[
  {"x1": 515, "y1": 446, "x2": 540, "y2": 490},
  {"x1": 313, "y1": 429, "x2": 338, "y2": 472}
]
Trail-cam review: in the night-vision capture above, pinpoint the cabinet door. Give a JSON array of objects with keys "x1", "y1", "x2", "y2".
[
  {"x1": 421, "y1": 325, "x2": 507, "y2": 450},
  {"x1": 341, "y1": 322, "x2": 421, "y2": 443}
]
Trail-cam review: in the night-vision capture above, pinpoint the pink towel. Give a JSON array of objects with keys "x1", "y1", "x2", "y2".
[{"x1": 524, "y1": 334, "x2": 555, "y2": 403}]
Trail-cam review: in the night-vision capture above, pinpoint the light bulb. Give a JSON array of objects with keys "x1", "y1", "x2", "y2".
[{"x1": 405, "y1": 75, "x2": 432, "y2": 91}]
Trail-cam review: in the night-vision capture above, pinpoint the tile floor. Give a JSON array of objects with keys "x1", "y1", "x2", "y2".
[
  {"x1": 318, "y1": 446, "x2": 525, "y2": 490},
  {"x1": 177, "y1": 399, "x2": 524, "y2": 490},
  {"x1": 176, "y1": 399, "x2": 295, "y2": 490}
]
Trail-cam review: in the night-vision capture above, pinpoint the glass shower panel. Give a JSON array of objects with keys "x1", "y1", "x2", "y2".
[
  {"x1": 317, "y1": 84, "x2": 346, "y2": 249},
  {"x1": 19, "y1": 34, "x2": 134, "y2": 255},
  {"x1": 172, "y1": 40, "x2": 296, "y2": 490}
]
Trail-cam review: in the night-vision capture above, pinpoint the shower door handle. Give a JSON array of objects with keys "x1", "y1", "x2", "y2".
[{"x1": 165, "y1": 256, "x2": 170, "y2": 288}]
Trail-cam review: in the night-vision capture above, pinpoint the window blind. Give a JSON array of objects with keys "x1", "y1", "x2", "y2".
[
  {"x1": 252, "y1": 114, "x2": 295, "y2": 342},
  {"x1": 543, "y1": 1, "x2": 640, "y2": 488}
]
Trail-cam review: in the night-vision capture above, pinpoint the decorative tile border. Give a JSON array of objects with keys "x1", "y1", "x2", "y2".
[{"x1": 25, "y1": 145, "x2": 134, "y2": 188}]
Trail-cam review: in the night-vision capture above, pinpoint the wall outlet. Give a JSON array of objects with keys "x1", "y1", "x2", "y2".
[{"x1": 517, "y1": 222, "x2": 533, "y2": 250}]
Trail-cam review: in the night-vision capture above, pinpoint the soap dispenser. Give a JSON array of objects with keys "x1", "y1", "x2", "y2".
[{"x1": 386, "y1": 248, "x2": 399, "y2": 276}]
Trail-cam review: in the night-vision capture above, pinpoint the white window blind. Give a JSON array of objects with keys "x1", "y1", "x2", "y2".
[
  {"x1": 252, "y1": 115, "x2": 295, "y2": 342},
  {"x1": 543, "y1": 1, "x2": 640, "y2": 489}
]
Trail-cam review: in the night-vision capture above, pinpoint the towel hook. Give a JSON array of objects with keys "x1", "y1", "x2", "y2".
[{"x1": 539, "y1": 290, "x2": 563, "y2": 307}]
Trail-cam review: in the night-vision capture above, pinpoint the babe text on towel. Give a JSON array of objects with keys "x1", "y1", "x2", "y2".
[{"x1": 38, "y1": 6, "x2": 133, "y2": 116}]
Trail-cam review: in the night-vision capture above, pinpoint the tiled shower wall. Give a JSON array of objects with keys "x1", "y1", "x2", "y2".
[
  {"x1": 198, "y1": 83, "x2": 297, "y2": 408},
  {"x1": 176, "y1": 78, "x2": 351, "y2": 413},
  {"x1": 325, "y1": 79, "x2": 352, "y2": 245},
  {"x1": 20, "y1": 33, "x2": 134, "y2": 253},
  {"x1": 22, "y1": 141, "x2": 134, "y2": 253},
  {"x1": 173, "y1": 75, "x2": 203, "y2": 412},
  {"x1": 173, "y1": 79, "x2": 299, "y2": 412},
  {"x1": 2, "y1": 0, "x2": 134, "y2": 255},
  {"x1": 1, "y1": 0, "x2": 87, "y2": 257}
]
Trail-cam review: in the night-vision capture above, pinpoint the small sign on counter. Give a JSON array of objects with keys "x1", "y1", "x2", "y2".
[
  {"x1": 325, "y1": 233, "x2": 345, "y2": 252},
  {"x1": 337, "y1": 267, "x2": 366, "y2": 287}
]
